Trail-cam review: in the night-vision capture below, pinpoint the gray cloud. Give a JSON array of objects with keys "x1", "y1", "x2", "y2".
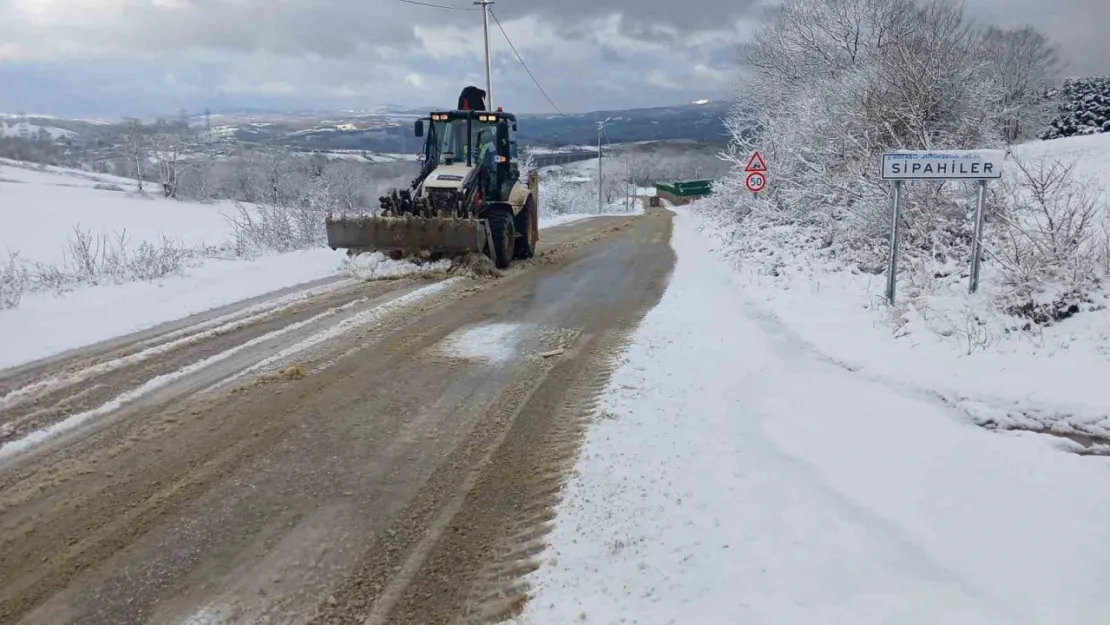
[
  {"x1": 0, "y1": 0, "x2": 1104, "y2": 117},
  {"x1": 962, "y1": 0, "x2": 1110, "y2": 75},
  {"x1": 491, "y1": 0, "x2": 764, "y2": 30}
]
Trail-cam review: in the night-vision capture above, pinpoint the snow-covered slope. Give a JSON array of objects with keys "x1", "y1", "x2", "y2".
[
  {"x1": 0, "y1": 121, "x2": 76, "y2": 140},
  {"x1": 0, "y1": 251, "x2": 347, "y2": 370},
  {"x1": 690, "y1": 133, "x2": 1110, "y2": 443},
  {"x1": 513, "y1": 209, "x2": 1110, "y2": 625},
  {"x1": 0, "y1": 159, "x2": 237, "y2": 265},
  {"x1": 0, "y1": 159, "x2": 348, "y2": 368},
  {"x1": 515, "y1": 135, "x2": 1110, "y2": 622},
  {"x1": 1010, "y1": 131, "x2": 1110, "y2": 186}
]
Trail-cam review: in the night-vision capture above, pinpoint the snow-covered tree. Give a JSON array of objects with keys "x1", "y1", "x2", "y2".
[
  {"x1": 718, "y1": 0, "x2": 1058, "y2": 242},
  {"x1": 706, "y1": 0, "x2": 1104, "y2": 323},
  {"x1": 121, "y1": 118, "x2": 148, "y2": 195},
  {"x1": 518, "y1": 148, "x2": 537, "y2": 181},
  {"x1": 324, "y1": 160, "x2": 371, "y2": 213},
  {"x1": 150, "y1": 123, "x2": 187, "y2": 198},
  {"x1": 0, "y1": 134, "x2": 62, "y2": 164},
  {"x1": 1041, "y1": 76, "x2": 1110, "y2": 139},
  {"x1": 539, "y1": 168, "x2": 596, "y2": 216},
  {"x1": 978, "y1": 25, "x2": 1060, "y2": 142}
]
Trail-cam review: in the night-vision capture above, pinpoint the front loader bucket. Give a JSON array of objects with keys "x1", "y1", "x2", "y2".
[{"x1": 326, "y1": 215, "x2": 489, "y2": 256}]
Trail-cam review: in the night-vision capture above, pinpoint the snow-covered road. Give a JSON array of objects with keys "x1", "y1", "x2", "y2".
[
  {"x1": 0, "y1": 207, "x2": 664, "y2": 625},
  {"x1": 513, "y1": 208, "x2": 1110, "y2": 624}
]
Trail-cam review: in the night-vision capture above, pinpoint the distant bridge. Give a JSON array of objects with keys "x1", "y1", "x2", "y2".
[{"x1": 530, "y1": 150, "x2": 598, "y2": 168}]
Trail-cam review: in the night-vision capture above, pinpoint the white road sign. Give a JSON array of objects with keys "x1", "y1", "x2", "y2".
[
  {"x1": 881, "y1": 149, "x2": 1005, "y2": 180},
  {"x1": 745, "y1": 171, "x2": 766, "y2": 193}
]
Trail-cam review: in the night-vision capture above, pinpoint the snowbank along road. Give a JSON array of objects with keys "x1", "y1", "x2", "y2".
[{"x1": 0, "y1": 207, "x2": 674, "y2": 625}]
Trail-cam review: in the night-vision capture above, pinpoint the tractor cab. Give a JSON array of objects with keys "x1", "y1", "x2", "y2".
[{"x1": 415, "y1": 109, "x2": 519, "y2": 201}]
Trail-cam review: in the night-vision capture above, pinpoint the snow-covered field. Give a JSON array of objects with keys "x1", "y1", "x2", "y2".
[
  {"x1": 0, "y1": 157, "x2": 621, "y2": 369},
  {"x1": 526, "y1": 145, "x2": 599, "y2": 155},
  {"x1": 694, "y1": 227, "x2": 1110, "y2": 444},
  {"x1": 0, "y1": 250, "x2": 345, "y2": 370},
  {"x1": 513, "y1": 206, "x2": 1110, "y2": 625},
  {"x1": 292, "y1": 149, "x2": 419, "y2": 164},
  {"x1": 0, "y1": 159, "x2": 238, "y2": 265},
  {"x1": 1011, "y1": 132, "x2": 1110, "y2": 184},
  {"x1": 539, "y1": 156, "x2": 599, "y2": 177}
]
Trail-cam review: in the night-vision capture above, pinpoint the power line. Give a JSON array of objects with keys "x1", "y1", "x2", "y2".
[
  {"x1": 397, "y1": 0, "x2": 477, "y2": 10},
  {"x1": 489, "y1": 8, "x2": 564, "y2": 116},
  {"x1": 394, "y1": 0, "x2": 564, "y2": 115}
]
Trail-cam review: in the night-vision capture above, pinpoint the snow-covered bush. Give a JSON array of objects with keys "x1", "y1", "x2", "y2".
[
  {"x1": 1041, "y1": 76, "x2": 1110, "y2": 139},
  {"x1": 518, "y1": 149, "x2": 537, "y2": 181},
  {"x1": 0, "y1": 134, "x2": 63, "y2": 166},
  {"x1": 0, "y1": 226, "x2": 198, "y2": 309},
  {"x1": 220, "y1": 148, "x2": 413, "y2": 254},
  {"x1": 539, "y1": 169, "x2": 597, "y2": 216},
  {"x1": 42, "y1": 226, "x2": 191, "y2": 290},
  {"x1": 991, "y1": 155, "x2": 1107, "y2": 322},
  {"x1": 622, "y1": 146, "x2": 730, "y2": 185},
  {"x1": 227, "y1": 199, "x2": 327, "y2": 255},
  {"x1": 0, "y1": 251, "x2": 28, "y2": 309}
]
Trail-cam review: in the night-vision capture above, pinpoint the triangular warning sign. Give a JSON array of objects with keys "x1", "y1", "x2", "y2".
[{"x1": 745, "y1": 151, "x2": 767, "y2": 172}]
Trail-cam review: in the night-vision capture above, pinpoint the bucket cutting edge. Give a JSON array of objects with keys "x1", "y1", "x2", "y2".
[{"x1": 325, "y1": 215, "x2": 489, "y2": 255}]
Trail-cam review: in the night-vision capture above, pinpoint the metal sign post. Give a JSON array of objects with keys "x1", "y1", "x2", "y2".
[
  {"x1": 885, "y1": 180, "x2": 904, "y2": 304},
  {"x1": 879, "y1": 149, "x2": 1005, "y2": 305},
  {"x1": 969, "y1": 179, "x2": 988, "y2": 293}
]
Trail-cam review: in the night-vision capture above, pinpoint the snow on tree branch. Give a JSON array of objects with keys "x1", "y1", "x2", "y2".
[
  {"x1": 1042, "y1": 76, "x2": 1110, "y2": 139},
  {"x1": 706, "y1": 0, "x2": 1103, "y2": 326}
]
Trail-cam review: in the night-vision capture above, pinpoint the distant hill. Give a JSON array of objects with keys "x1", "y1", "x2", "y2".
[
  {"x1": 184, "y1": 101, "x2": 733, "y2": 151},
  {"x1": 516, "y1": 101, "x2": 732, "y2": 146},
  {"x1": 0, "y1": 100, "x2": 734, "y2": 159}
]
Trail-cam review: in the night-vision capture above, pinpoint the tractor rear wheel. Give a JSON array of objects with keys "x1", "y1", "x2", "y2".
[
  {"x1": 513, "y1": 198, "x2": 536, "y2": 259},
  {"x1": 487, "y1": 207, "x2": 514, "y2": 270}
]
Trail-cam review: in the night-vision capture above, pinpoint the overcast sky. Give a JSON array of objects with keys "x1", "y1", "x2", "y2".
[{"x1": 0, "y1": 0, "x2": 1106, "y2": 119}]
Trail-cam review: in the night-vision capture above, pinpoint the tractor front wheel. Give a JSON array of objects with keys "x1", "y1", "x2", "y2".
[
  {"x1": 513, "y1": 197, "x2": 536, "y2": 259},
  {"x1": 487, "y1": 207, "x2": 514, "y2": 270}
]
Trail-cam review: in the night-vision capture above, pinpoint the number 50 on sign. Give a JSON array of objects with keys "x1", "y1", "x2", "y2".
[{"x1": 745, "y1": 172, "x2": 766, "y2": 193}]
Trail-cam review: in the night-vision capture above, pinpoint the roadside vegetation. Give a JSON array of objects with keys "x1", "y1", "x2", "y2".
[{"x1": 705, "y1": 0, "x2": 1109, "y2": 330}]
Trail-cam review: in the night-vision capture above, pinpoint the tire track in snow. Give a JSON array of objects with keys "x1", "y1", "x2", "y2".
[
  {"x1": 0, "y1": 278, "x2": 362, "y2": 413},
  {"x1": 213, "y1": 278, "x2": 465, "y2": 389},
  {"x1": 0, "y1": 280, "x2": 456, "y2": 463},
  {"x1": 460, "y1": 331, "x2": 630, "y2": 624}
]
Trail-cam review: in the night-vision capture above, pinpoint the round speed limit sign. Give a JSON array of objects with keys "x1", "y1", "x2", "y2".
[{"x1": 745, "y1": 171, "x2": 766, "y2": 193}]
